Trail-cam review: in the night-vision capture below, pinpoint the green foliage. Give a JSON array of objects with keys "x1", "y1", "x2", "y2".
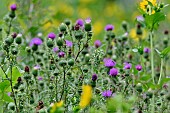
[
  {"x1": 160, "y1": 46, "x2": 170, "y2": 58},
  {"x1": 6, "y1": 66, "x2": 22, "y2": 84},
  {"x1": 106, "y1": 94, "x2": 136, "y2": 113},
  {"x1": 145, "y1": 12, "x2": 165, "y2": 30},
  {"x1": 0, "y1": 66, "x2": 22, "y2": 104},
  {"x1": 0, "y1": 81, "x2": 10, "y2": 91},
  {"x1": 155, "y1": 46, "x2": 170, "y2": 58}
]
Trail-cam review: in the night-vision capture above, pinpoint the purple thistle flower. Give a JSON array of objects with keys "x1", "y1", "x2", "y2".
[
  {"x1": 109, "y1": 68, "x2": 118, "y2": 76},
  {"x1": 144, "y1": 47, "x2": 150, "y2": 53},
  {"x1": 29, "y1": 38, "x2": 43, "y2": 47},
  {"x1": 48, "y1": 32, "x2": 56, "y2": 39},
  {"x1": 65, "y1": 40, "x2": 73, "y2": 47},
  {"x1": 105, "y1": 24, "x2": 114, "y2": 31},
  {"x1": 94, "y1": 40, "x2": 101, "y2": 48},
  {"x1": 53, "y1": 47, "x2": 59, "y2": 53},
  {"x1": 37, "y1": 76, "x2": 43, "y2": 81},
  {"x1": 76, "y1": 19, "x2": 84, "y2": 27},
  {"x1": 92, "y1": 74, "x2": 98, "y2": 81},
  {"x1": 163, "y1": 84, "x2": 168, "y2": 89},
  {"x1": 10, "y1": 4, "x2": 17, "y2": 11},
  {"x1": 123, "y1": 32, "x2": 128, "y2": 37},
  {"x1": 102, "y1": 90, "x2": 112, "y2": 97},
  {"x1": 85, "y1": 18, "x2": 91, "y2": 24},
  {"x1": 135, "y1": 64, "x2": 142, "y2": 71},
  {"x1": 7, "y1": 92, "x2": 11, "y2": 96},
  {"x1": 124, "y1": 62, "x2": 132, "y2": 70},
  {"x1": 34, "y1": 65, "x2": 40, "y2": 70},
  {"x1": 103, "y1": 58, "x2": 116, "y2": 68},
  {"x1": 58, "y1": 51, "x2": 65, "y2": 58},
  {"x1": 136, "y1": 15, "x2": 144, "y2": 21}
]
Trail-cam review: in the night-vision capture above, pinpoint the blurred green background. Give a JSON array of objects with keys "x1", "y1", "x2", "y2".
[{"x1": 0, "y1": 0, "x2": 170, "y2": 41}]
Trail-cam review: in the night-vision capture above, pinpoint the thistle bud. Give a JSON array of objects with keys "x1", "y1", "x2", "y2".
[
  {"x1": 136, "y1": 83, "x2": 143, "y2": 93},
  {"x1": 59, "y1": 60, "x2": 67, "y2": 67},
  {"x1": 25, "y1": 66, "x2": 30, "y2": 73},
  {"x1": 5, "y1": 37, "x2": 14, "y2": 45},
  {"x1": 57, "y1": 38, "x2": 63, "y2": 47},
  {"x1": 85, "y1": 23, "x2": 92, "y2": 32},
  {"x1": 47, "y1": 39, "x2": 54, "y2": 48},
  {"x1": 26, "y1": 47, "x2": 31, "y2": 53},
  {"x1": 164, "y1": 30, "x2": 169, "y2": 35},
  {"x1": 68, "y1": 59, "x2": 74, "y2": 66},
  {"x1": 59, "y1": 23, "x2": 67, "y2": 32},
  {"x1": 11, "y1": 32, "x2": 17, "y2": 38},
  {"x1": 75, "y1": 31, "x2": 83, "y2": 40},
  {"x1": 9, "y1": 11, "x2": 15, "y2": 18},
  {"x1": 8, "y1": 102, "x2": 15, "y2": 110},
  {"x1": 11, "y1": 48, "x2": 18, "y2": 55},
  {"x1": 15, "y1": 37, "x2": 22, "y2": 44},
  {"x1": 32, "y1": 44, "x2": 38, "y2": 51},
  {"x1": 64, "y1": 19, "x2": 71, "y2": 26},
  {"x1": 122, "y1": 21, "x2": 127, "y2": 31}
]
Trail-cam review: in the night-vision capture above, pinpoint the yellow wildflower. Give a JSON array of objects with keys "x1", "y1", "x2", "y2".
[
  {"x1": 50, "y1": 100, "x2": 63, "y2": 113},
  {"x1": 80, "y1": 0, "x2": 95, "y2": 4},
  {"x1": 129, "y1": 28, "x2": 147, "y2": 41},
  {"x1": 140, "y1": 0, "x2": 157, "y2": 14},
  {"x1": 93, "y1": 21, "x2": 103, "y2": 35},
  {"x1": 140, "y1": 0, "x2": 148, "y2": 11},
  {"x1": 79, "y1": 85, "x2": 92, "y2": 109},
  {"x1": 78, "y1": 8, "x2": 91, "y2": 18}
]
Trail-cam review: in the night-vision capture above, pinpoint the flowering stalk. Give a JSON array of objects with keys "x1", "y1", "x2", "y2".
[
  {"x1": 60, "y1": 68, "x2": 66, "y2": 101},
  {"x1": 75, "y1": 34, "x2": 90, "y2": 61},
  {"x1": 55, "y1": 76, "x2": 58, "y2": 102},
  {"x1": 150, "y1": 31, "x2": 155, "y2": 84},
  {"x1": 150, "y1": 31, "x2": 155, "y2": 113},
  {"x1": 10, "y1": 63, "x2": 19, "y2": 112},
  {"x1": 158, "y1": 58, "x2": 164, "y2": 84}
]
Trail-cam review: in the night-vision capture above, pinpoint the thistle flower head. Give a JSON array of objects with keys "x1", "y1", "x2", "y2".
[
  {"x1": 94, "y1": 40, "x2": 101, "y2": 48},
  {"x1": 53, "y1": 47, "x2": 59, "y2": 53},
  {"x1": 136, "y1": 64, "x2": 142, "y2": 71},
  {"x1": 10, "y1": 4, "x2": 17, "y2": 11},
  {"x1": 103, "y1": 58, "x2": 116, "y2": 68},
  {"x1": 124, "y1": 62, "x2": 132, "y2": 70},
  {"x1": 109, "y1": 68, "x2": 118, "y2": 76},
  {"x1": 136, "y1": 15, "x2": 144, "y2": 21},
  {"x1": 102, "y1": 90, "x2": 112, "y2": 97},
  {"x1": 48, "y1": 32, "x2": 56, "y2": 39},
  {"x1": 85, "y1": 18, "x2": 91, "y2": 24},
  {"x1": 92, "y1": 74, "x2": 98, "y2": 81},
  {"x1": 37, "y1": 76, "x2": 43, "y2": 81},
  {"x1": 29, "y1": 38, "x2": 42, "y2": 47},
  {"x1": 58, "y1": 51, "x2": 65, "y2": 58},
  {"x1": 144, "y1": 47, "x2": 150, "y2": 53},
  {"x1": 65, "y1": 40, "x2": 73, "y2": 47},
  {"x1": 105, "y1": 24, "x2": 114, "y2": 31},
  {"x1": 76, "y1": 19, "x2": 84, "y2": 27}
]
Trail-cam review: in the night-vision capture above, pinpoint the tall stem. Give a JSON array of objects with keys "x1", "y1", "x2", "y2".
[
  {"x1": 10, "y1": 64, "x2": 19, "y2": 112},
  {"x1": 150, "y1": 31, "x2": 155, "y2": 113},
  {"x1": 55, "y1": 77, "x2": 58, "y2": 102},
  {"x1": 60, "y1": 69, "x2": 66, "y2": 101},
  {"x1": 158, "y1": 59, "x2": 164, "y2": 84},
  {"x1": 150, "y1": 32, "x2": 155, "y2": 84}
]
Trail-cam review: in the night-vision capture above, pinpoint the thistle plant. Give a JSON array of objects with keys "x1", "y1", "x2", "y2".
[{"x1": 0, "y1": 1, "x2": 170, "y2": 113}]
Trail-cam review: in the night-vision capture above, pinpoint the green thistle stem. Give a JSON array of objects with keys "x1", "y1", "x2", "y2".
[
  {"x1": 150, "y1": 31, "x2": 155, "y2": 113},
  {"x1": 150, "y1": 31, "x2": 155, "y2": 84},
  {"x1": 158, "y1": 58, "x2": 164, "y2": 84}
]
